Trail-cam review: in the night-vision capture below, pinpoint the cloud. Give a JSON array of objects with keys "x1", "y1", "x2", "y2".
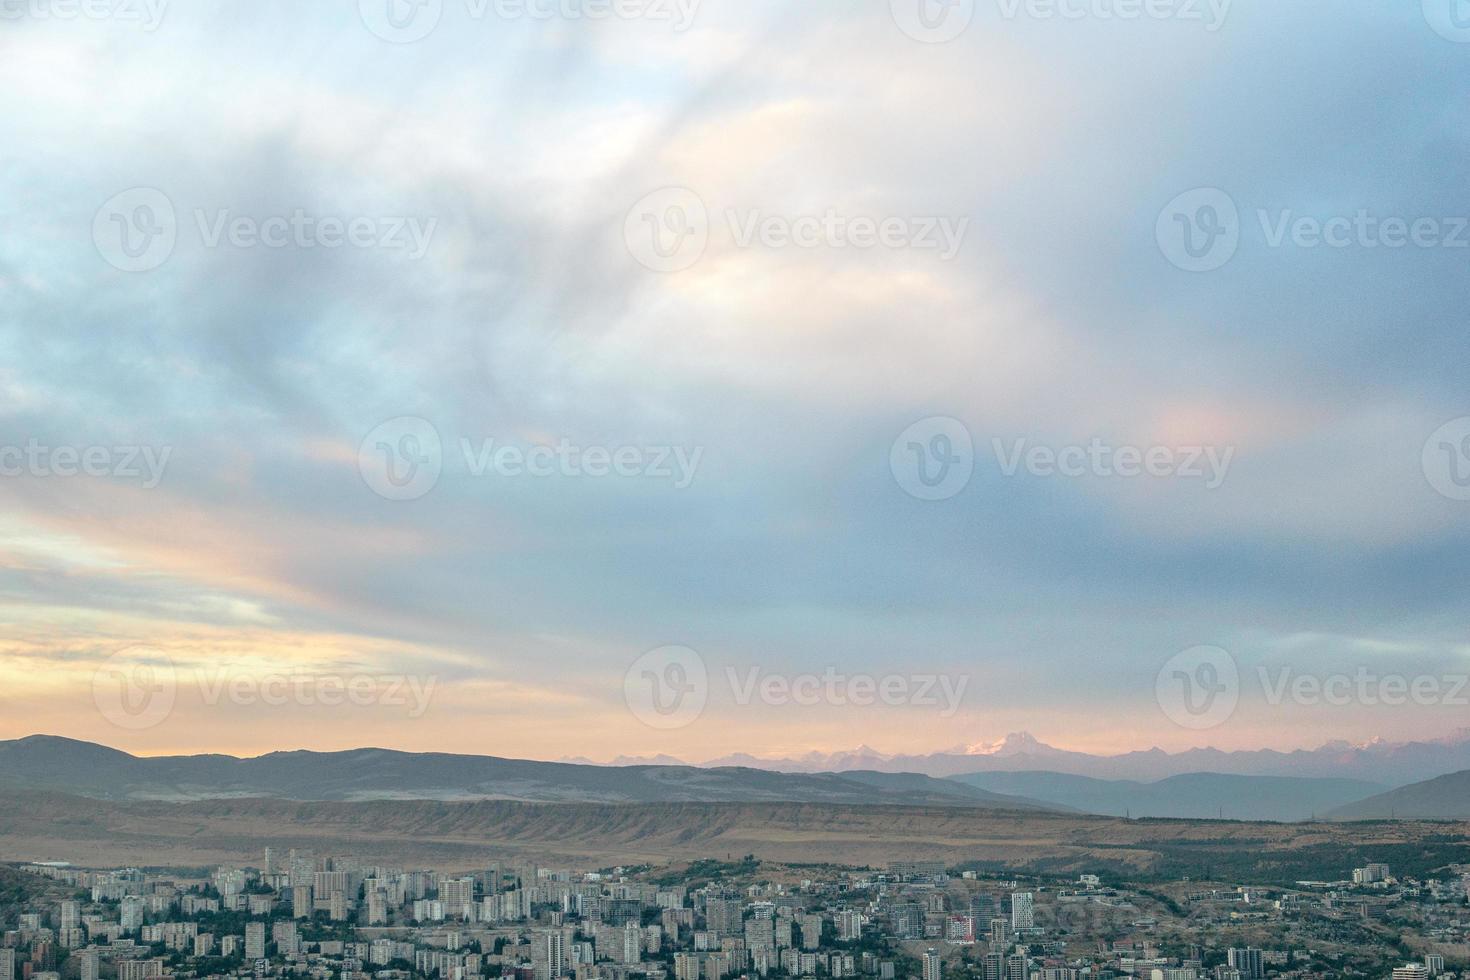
[{"x1": 0, "y1": 0, "x2": 1466, "y2": 757}]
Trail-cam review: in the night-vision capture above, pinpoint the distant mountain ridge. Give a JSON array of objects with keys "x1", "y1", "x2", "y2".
[
  {"x1": 0, "y1": 736, "x2": 1062, "y2": 812},
  {"x1": 1327, "y1": 769, "x2": 1470, "y2": 821},
  {"x1": 598, "y1": 730, "x2": 1470, "y2": 786},
  {"x1": 950, "y1": 770, "x2": 1389, "y2": 822}
]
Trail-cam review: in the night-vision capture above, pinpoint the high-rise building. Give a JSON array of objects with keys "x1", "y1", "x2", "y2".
[
  {"x1": 245, "y1": 921, "x2": 266, "y2": 960},
  {"x1": 58, "y1": 902, "x2": 80, "y2": 934},
  {"x1": 1353, "y1": 863, "x2": 1391, "y2": 884},
  {"x1": 799, "y1": 914, "x2": 822, "y2": 951},
  {"x1": 118, "y1": 960, "x2": 164, "y2": 980},
  {"x1": 120, "y1": 896, "x2": 145, "y2": 931},
  {"x1": 1226, "y1": 948, "x2": 1263, "y2": 979},
  {"x1": 889, "y1": 903, "x2": 922, "y2": 940},
  {"x1": 622, "y1": 922, "x2": 642, "y2": 965},
  {"x1": 1006, "y1": 954, "x2": 1027, "y2": 980},
  {"x1": 705, "y1": 897, "x2": 742, "y2": 938},
  {"x1": 77, "y1": 951, "x2": 98, "y2": 980},
  {"x1": 544, "y1": 930, "x2": 565, "y2": 978},
  {"x1": 1426, "y1": 954, "x2": 1446, "y2": 976},
  {"x1": 0, "y1": 949, "x2": 12, "y2": 980},
  {"x1": 441, "y1": 877, "x2": 475, "y2": 920},
  {"x1": 745, "y1": 917, "x2": 775, "y2": 955},
  {"x1": 922, "y1": 948, "x2": 942, "y2": 980},
  {"x1": 367, "y1": 890, "x2": 388, "y2": 925},
  {"x1": 1010, "y1": 893, "x2": 1034, "y2": 932},
  {"x1": 292, "y1": 885, "x2": 313, "y2": 919},
  {"x1": 272, "y1": 920, "x2": 298, "y2": 956}
]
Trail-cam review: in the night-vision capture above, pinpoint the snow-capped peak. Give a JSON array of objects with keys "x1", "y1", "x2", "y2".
[{"x1": 961, "y1": 732, "x2": 1056, "y2": 757}]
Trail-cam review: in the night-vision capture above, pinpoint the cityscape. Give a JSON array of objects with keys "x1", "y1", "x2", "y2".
[
  {"x1": 3, "y1": 850, "x2": 1462, "y2": 980},
  {"x1": 4, "y1": 2, "x2": 1470, "y2": 980}
]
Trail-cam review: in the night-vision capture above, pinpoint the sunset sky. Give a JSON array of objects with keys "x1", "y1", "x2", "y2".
[{"x1": 2, "y1": 0, "x2": 1470, "y2": 761}]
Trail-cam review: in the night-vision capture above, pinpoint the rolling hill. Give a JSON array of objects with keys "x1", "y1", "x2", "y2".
[
  {"x1": 4, "y1": 790, "x2": 1467, "y2": 885},
  {"x1": 1327, "y1": 769, "x2": 1470, "y2": 820},
  {"x1": 949, "y1": 770, "x2": 1388, "y2": 822},
  {"x1": 0, "y1": 735, "x2": 1059, "y2": 811},
  {"x1": 681, "y1": 730, "x2": 1470, "y2": 785}
]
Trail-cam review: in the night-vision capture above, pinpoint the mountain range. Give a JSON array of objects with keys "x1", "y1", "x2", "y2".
[
  {"x1": 0, "y1": 736, "x2": 1060, "y2": 811},
  {"x1": 1327, "y1": 770, "x2": 1470, "y2": 821},
  {"x1": 950, "y1": 770, "x2": 1388, "y2": 823},
  {"x1": 5, "y1": 734, "x2": 1463, "y2": 823},
  {"x1": 587, "y1": 730, "x2": 1470, "y2": 786}
]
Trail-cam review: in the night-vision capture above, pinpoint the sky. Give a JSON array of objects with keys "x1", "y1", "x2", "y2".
[{"x1": 2, "y1": 0, "x2": 1470, "y2": 761}]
